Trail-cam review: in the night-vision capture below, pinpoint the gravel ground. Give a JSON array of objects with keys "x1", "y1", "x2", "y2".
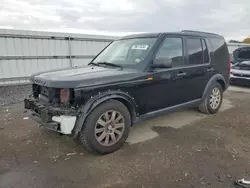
[
  {"x1": 1, "y1": 86, "x2": 250, "y2": 188},
  {"x1": 0, "y1": 85, "x2": 31, "y2": 107}
]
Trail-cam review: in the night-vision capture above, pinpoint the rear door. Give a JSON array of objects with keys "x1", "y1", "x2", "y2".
[{"x1": 181, "y1": 37, "x2": 213, "y2": 101}]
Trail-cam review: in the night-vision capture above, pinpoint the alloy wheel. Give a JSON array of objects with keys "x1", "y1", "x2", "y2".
[
  {"x1": 94, "y1": 110, "x2": 125, "y2": 146},
  {"x1": 209, "y1": 87, "x2": 221, "y2": 110}
]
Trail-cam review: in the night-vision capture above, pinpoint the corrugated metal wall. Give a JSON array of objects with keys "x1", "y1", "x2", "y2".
[
  {"x1": 227, "y1": 43, "x2": 250, "y2": 54},
  {"x1": 0, "y1": 29, "x2": 116, "y2": 85}
]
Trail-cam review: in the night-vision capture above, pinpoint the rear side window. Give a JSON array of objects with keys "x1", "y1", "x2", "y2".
[
  {"x1": 187, "y1": 38, "x2": 203, "y2": 65},
  {"x1": 211, "y1": 38, "x2": 224, "y2": 51},
  {"x1": 210, "y1": 37, "x2": 229, "y2": 67}
]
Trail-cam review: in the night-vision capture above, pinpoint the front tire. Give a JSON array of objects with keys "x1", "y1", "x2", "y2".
[
  {"x1": 79, "y1": 100, "x2": 131, "y2": 154},
  {"x1": 198, "y1": 82, "x2": 223, "y2": 114}
]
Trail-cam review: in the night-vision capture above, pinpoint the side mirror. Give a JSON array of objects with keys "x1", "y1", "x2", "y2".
[{"x1": 151, "y1": 58, "x2": 172, "y2": 68}]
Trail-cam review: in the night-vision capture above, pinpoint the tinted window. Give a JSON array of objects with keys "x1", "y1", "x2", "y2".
[
  {"x1": 155, "y1": 37, "x2": 184, "y2": 67},
  {"x1": 187, "y1": 38, "x2": 203, "y2": 65},
  {"x1": 211, "y1": 38, "x2": 229, "y2": 66},
  {"x1": 202, "y1": 39, "x2": 209, "y2": 62}
]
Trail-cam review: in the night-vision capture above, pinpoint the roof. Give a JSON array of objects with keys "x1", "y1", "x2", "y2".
[
  {"x1": 120, "y1": 33, "x2": 161, "y2": 39},
  {"x1": 119, "y1": 30, "x2": 223, "y2": 40}
]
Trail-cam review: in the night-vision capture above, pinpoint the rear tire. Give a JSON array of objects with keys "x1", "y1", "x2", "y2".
[
  {"x1": 79, "y1": 100, "x2": 131, "y2": 154},
  {"x1": 198, "y1": 82, "x2": 223, "y2": 114}
]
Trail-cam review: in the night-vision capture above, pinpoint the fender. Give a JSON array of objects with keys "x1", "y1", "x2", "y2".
[
  {"x1": 72, "y1": 90, "x2": 138, "y2": 138},
  {"x1": 202, "y1": 74, "x2": 226, "y2": 100}
]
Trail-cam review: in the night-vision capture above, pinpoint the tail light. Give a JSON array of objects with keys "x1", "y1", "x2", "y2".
[
  {"x1": 229, "y1": 60, "x2": 232, "y2": 79},
  {"x1": 60, "y1": 88, "x2": 70, "y2": 104}
]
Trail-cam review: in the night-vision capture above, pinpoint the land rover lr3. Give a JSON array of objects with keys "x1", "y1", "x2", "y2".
[{"x1": 24, "y1": 30, "x2": 230, "y2": 154}]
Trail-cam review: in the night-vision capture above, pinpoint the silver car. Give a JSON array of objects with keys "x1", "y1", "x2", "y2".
[{"x1": 230, "y1": 47, "x2": 250, "y2": 86}]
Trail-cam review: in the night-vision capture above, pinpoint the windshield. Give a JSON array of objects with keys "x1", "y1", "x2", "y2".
[{"x1": 92, "y1": 38, "x2": 157, "y2": 67}]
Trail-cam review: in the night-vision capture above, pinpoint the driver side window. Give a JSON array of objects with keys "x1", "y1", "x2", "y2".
[{"x1": 155, "y1": 37, "x2": 184, "y2": 67}]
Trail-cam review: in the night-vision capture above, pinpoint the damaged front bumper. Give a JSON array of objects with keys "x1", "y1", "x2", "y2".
[{"x1": 24, "y1": 99, "x2": 78, "y2": 135}]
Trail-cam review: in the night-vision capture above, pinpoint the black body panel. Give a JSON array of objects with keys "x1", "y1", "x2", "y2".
[{"x1": 30, "y1": 66, "x2": 140, "y2": 88}]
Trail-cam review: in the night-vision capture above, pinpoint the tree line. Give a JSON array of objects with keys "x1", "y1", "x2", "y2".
[{"x1": 229, "y1": 38, "x2": 250, "y2": 43}]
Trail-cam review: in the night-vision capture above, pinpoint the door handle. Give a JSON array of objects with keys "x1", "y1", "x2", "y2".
[
  {"x1": 176, "y1": 72, "x2": 187, "y2": 77},
  {"x1": 207, "y1": 67, "x2": 214, "y2": 72}
]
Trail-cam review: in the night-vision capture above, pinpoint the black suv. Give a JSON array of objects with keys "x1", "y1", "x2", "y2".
[{"x1": 24, "y1": 30, "x2": 230, "y2": 154}]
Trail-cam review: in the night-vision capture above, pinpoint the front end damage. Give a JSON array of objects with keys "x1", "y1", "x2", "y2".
[{"x1": 24, "y1": 84, "x2": 78, "y2": 135}]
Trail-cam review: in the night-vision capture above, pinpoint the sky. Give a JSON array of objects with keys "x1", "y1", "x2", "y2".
[{"x1": 0, "y1": 0, "x2": 250, "y2": 41}]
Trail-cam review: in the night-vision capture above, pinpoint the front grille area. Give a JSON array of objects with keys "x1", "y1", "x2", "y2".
[
  {"x1": 30, "y1": 77, "x2": 47, "y2": 85},
  {"x1": 32, "y1": 84, "x2": 60, "y2": 105},
  {"x1": 40, "y1": 86, "x2": 50, "y2": 98}
]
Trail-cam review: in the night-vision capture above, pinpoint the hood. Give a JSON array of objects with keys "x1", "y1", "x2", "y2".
[
  {"x1": 30, "y1": 65, "x2": 140, "y2": 88},
  {"x1": 233, "y1": 47, "x2": 250, "y2": 63}
]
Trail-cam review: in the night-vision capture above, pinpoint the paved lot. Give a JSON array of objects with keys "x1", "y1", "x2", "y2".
[{"x1": 1, "y1": 85, "x2": 250, "y2": 188}]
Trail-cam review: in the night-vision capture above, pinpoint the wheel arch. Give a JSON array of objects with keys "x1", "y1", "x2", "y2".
[
  {"x1": 217, "y1": 79, "x2": 226, "y2": 91},
  {"x1": 202, "y1": 74, "x2": 226, "y2": 100},
  {"x1": 72, "y1": 90, "x2": 138, "y2": 138}
]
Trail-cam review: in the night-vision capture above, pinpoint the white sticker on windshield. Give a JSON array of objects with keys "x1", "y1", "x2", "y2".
[{"x1": 131, "y1": 45, "x2": 149, "y2": 50}]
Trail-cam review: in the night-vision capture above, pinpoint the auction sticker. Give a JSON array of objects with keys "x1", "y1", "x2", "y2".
[{"x1": 131, "y1": 45, "x2": 149, "y2": 50}]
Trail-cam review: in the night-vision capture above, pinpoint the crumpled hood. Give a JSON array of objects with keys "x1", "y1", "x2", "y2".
[{"x1": 30, "y1": 66, "x2": 140, "y2": 88}]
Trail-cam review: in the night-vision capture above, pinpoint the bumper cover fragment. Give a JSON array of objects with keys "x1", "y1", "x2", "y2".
[{"x1": 24, "y1": 99, "x2": 77, "y2": 134}]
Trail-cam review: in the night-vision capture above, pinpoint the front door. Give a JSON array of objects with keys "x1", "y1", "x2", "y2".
[{"x1": 142, "y1": 36, "x2": 192, "y2": 113}]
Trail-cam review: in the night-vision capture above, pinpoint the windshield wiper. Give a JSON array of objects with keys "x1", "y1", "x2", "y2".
[
  {"x1": 88, "y1": 62, "x2": 100, "y2": 66},
  {"x1": 97, "y1": 62, "x2": 122, "y2": 68}
]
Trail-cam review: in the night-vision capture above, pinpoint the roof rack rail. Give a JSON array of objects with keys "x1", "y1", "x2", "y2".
[{"x1": 181, "y1": 30, "x2": 221, "y2": 37}]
